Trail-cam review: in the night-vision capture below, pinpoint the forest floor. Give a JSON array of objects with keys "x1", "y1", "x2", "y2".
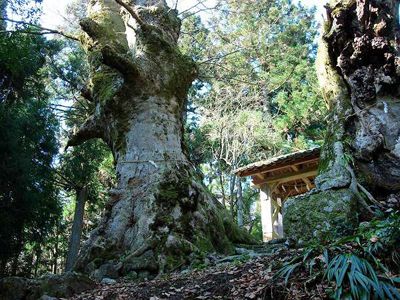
[{"x1": 70, "y1": 243, "x2": 329, "y2": 300}]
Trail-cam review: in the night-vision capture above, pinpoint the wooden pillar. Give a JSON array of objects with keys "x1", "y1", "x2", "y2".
[{"x1": 260, "y1": 184, "x2": 273, "y2": 242}]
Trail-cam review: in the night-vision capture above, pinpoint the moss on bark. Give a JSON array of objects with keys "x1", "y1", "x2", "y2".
[
  {"x1": 284, "y1": 0, "x2": 400, "y2": 244},
  {"x1": 69, "y1": 1, "x2": 255, "y2": 280},
  {"x1": 283, "y1": 189, "x2": 358, "y2": 244}
]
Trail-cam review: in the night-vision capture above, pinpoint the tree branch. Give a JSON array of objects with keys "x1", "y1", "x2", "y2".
[
  {"x1": 266, "y1": 63, "x2": 298, "y2": 96},
  {"x1": 0, "y1": 17, "x2": 79, "y2": 41},
  {"x1": 79, "y1": 18, "x2": 103, "y2": 40},
  {"x1": 114, "y1": 0, "x2": 145, "y2": 28},
  {"x1": 81, "y1": 87, "x2": 94, "y2": 103},
  {"x1": 101, "y1": 45, "x2": 140, "y2": 78},
  {"x1": 198, "y1": 49, "x2": 242, "y2": 65},
  {"x1": 66, "y1": 115, "x2": 104, "y2": 148}
]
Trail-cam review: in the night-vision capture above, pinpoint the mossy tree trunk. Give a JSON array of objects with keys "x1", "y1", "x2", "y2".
[
  {"x1": 68, "y1": 0, "x2": 250, "y2": 278},
  {"x1": 284, "y1": 0, "x2": 400, "y2": 243}
]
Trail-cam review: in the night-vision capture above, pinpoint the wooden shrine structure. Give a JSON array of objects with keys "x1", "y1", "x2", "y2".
[{"x1": 234, "y1": 147, "x2": 321, "y2": 242}]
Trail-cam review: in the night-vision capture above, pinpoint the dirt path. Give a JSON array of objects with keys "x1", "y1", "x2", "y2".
[{"x1": 71, "y1": 245, "x2": 328, "y2": 300}]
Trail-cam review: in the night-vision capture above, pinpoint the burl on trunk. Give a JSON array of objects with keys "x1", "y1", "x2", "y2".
[
  {"x1": 68, "y1": 0, "x2": 250, "y2": 278},
  {"x1": 284, "y1": 0, "x2": 400, "y2": 243}
]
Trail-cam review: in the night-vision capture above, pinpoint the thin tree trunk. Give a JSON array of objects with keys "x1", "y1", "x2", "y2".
[
  {"x1": 53, "y1": 237, "x2": 58, "y2": 274},
  {"x1": 248, "y1": 221, "x2": 254, "y2": 234},
  {"x1": 11, "y1": 252, "x2": 19, "y2": 276},
  {"x1": 0, "y1": 0, "x2": 7, "y2": 31},
  {"x1": 34, "y1": 248, "x2": 41, "y2": 277},
  {"x1": 218, "y1": 171, "x2": 226, "y2": 207},
  {"x1": 68, "y1": 0, "x2": 251, "y2": 278},
  {"x1": 229, "y1": 175, "x2": 236, "y2": 218},
  {"x1": 20, "y1": 252, "x2": 32, "y2": 277},
  {"x1": 237, "y1": 178, "x2": 243, "y2": 228},
  {"x1": 65, "y1": 187, "x2": 87, "y2": 272},
  {"x1": 284, "y1": 0, "x2": 400, "y2": 243},
  {"x1": 0, "y1": 259, "x2": 6, "y2": 277}
]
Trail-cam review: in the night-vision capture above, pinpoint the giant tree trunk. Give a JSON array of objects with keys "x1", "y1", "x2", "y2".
[
  {"x1": 69, "y1": 0, "x2": 249, "y2": 278},
  {"x1": 65, "y1": 187, "x2": 87, "y2": 272},
  {"x1": 284, "y1": 0, "x2": 400, "y2": 243}
]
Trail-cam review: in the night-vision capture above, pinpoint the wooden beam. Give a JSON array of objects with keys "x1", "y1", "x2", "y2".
[
  {"x1": 255, "y1": 174, "x2": 264, "y2": 180},
  {"x1": 253, "y1": 179, "x2": 281, "y2": 190},
  {"x1": 302, "y1": 177, "x2": 313, "y2": 191},
  {"x1": 292, "y1": 165, "x2": 314, "y2": 190},
  {"x1": 274, "y1": 180, "x2": 315, "y2": 197},
  {"x1": 270, "y1": 182, "x2": 280, "y2": 193},
  {"x1": 286, "y1": 186, "x2": 315, "y2": 198},
  {"x1": 276, "y1": 184, "x2": 315, "y2": 199},
  {"x1": 237, "y1": 157, "x2": 319, "y2": 177},
  {"x1": 253, "y1": 168, "x2": 318, "y2": 186}
]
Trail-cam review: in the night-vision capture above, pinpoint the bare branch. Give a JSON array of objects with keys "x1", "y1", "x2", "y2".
[
  {"x1": 198, "y1": 49, "x2": 242, "y2": 65},
  {"x1": 179, "y1": 0, "x2": 223, "y2": 20},
  {"x1": 0, "y1": 17, "x2": 79, "y2": 41},
  {"x1": 178, "y1": 0, "x2": 207, "y2": 16},
  {"x1": 173, "y1": 0, "x2": 179, "y2": 10}
]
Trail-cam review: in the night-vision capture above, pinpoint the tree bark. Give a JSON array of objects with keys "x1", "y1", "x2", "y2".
[
  {"x1": 284, "y1": 0, "x2": 400, "y2": 243},
  {"x1": 65, "y1": 187, "x2": 87, "y2": 272},
  {"x1": 69, "y1": 0, "x2": 250, "y2": 277}
]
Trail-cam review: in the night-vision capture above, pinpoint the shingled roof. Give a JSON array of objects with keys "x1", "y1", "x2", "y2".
[{"x1": 234, "y1": 147, "x2": 321, "y2": 177}]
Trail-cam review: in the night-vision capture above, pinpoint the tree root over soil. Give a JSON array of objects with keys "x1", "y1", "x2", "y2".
[{"x1": 70, "y1": 246, "x2": 331, "y2": 300}]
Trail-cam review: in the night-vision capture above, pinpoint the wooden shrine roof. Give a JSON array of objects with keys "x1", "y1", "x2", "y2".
[
  {"x1": 234, "y1": 147, "x2": 320, "y2": 177},
  {"x1": 234, "y1": 147, "x2": 321, "y2": 199}
]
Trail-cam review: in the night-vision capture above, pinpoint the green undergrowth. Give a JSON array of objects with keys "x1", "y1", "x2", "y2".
[{"x1": 275, "y1": 213, "x2": 400, "y2": 299}]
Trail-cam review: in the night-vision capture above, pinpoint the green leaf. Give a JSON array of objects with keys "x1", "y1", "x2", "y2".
[{"x1": 337, "y1": 258, "x2": 349, "y2": 286}]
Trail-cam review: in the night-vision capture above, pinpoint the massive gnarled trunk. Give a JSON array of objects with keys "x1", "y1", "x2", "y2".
[
  {"x1": 284, "y1": 0, "x2": 400, "y2": 242},
  {"x1": 68, "y1": 0, "x2": 249, "y2": 278}
]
